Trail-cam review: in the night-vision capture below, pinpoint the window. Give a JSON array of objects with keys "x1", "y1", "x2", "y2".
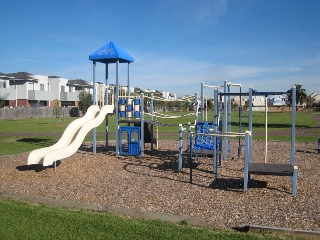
[
  {"x1": 28, "y1": 83, "x2": 34, "y2": 90},
  {"x1": 61, "y1": 86, "x2": 65, "y2": 92},
  {"x1": 40, "y1": 84, "x2": 44, "y2": 91}
]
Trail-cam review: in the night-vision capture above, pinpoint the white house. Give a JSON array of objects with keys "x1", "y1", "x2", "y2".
[
  {"x1": 310, "y1": 92, "x2": 320, "y2": 104},
  {"x1": 252, "y1": 96, "x2": 266, "y2": 107},
  {"x1": 268, "y1": 95, "x2": 286, "y2": 106}
]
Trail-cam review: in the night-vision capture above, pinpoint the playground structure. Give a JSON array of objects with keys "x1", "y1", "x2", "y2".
[
  {"x1": 26, "y1": 40, "x2": 299, "y2": 195},
  {"x1": 115, "y1": 92, "x2": 197, "y2": 157},
  {"x1": 180, "y1": 83, "x2": 298, "y2": 195},
  {"x1": 27, "y1": 40, "x2": 133, "y2": 168},
  {"x1": 76, "y1": 61, "x2": 302, "y2": 195},
  {"x1": 27, "y1": 104, "x2": 114, "y2": 170}
]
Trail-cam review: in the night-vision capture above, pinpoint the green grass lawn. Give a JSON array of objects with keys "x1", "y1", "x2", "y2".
[
  {"x1": 0, "y1": 111, "x2": 317, "y2": 133},
  {"x1": 0, "y1": 111, "x2": 319, "y2": 156},
  {"x1": 0, "y1": 198, "x2": 306, "y2": 240}
]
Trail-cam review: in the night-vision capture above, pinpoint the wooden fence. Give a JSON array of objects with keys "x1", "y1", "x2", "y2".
[{"x1": 0, "y1": 107, "x2": 81, "y2": 120}]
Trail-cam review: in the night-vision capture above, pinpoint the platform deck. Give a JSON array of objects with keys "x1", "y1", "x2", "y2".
[{"x1": 248, "y1": 163, "x2": 294, "y2": 176}]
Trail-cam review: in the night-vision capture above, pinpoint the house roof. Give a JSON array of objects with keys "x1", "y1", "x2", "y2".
[
  {"x1": 89, "y1": 41, "x2": 134, "y2": 64},
  {"x1": 2, "y1": 72, "x2": 37, "y2": 81},
  {"x1": 67, "y1": 79, "x2": 92, "y2": 87}
]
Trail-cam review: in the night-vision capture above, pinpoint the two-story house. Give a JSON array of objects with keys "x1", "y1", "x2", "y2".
[
  {"x1": 0, "y1": 72, "x2": 43, "y2": 107},
  {"x1": 268, "y1": 95, "x2": 286, "y2": 106},
  {"x1": 0, "y1": 72, "x2": 94, "y2": 108}
]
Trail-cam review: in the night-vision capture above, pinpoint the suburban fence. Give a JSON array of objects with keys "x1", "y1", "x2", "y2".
[
  {"x1": 0, "y1": 107, "x2": 82, "y2": 120},
  {"x1": 1, "y1": 106, "x2": 319, "y2": 120}
]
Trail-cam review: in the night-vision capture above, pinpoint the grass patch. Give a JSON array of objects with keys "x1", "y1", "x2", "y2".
[
  {"x1": 0, "y1": 198, "x2": 302, "y2": 240},
  {"x1": 253, "y1": 135, "x2": 318, "y2": 143},
  {"x1": 1, "y1": 111, "x2": 318, "y2": 134},
  {"x1": 0, "y1": 112, "x2": 319, "y2": 155},
  {"x1": 0, "y1": 136, "x2": 60, "y2": 156}
]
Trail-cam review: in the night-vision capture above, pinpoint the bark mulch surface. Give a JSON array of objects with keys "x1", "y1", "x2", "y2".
[{"x1": 0, "y1": 114, "x2": 319, "y2": 231}]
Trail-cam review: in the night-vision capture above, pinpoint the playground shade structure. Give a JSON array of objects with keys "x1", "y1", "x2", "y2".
[{"x1": 27, "y1": 105, "x2": 113, "y2": 167}]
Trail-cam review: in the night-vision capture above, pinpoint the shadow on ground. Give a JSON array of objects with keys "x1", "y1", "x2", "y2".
[{"x1": 16, "y1": 161, "x2": 61, "y2": 172}]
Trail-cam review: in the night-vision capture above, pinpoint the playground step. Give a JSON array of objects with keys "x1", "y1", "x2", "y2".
[{"x1": 248, "y1": 163, "x2": 294, "y2": 176}]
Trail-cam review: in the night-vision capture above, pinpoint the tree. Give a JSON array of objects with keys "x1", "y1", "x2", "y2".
[
  {"x1": 0, "y1": 93, "x2": 8, "y2": 108},
  {"x1": 78, "y1": 90, "x2": 93, "y2": 114},
  {"x1": 287, "y1": 84, "x2": 307, "y2": 105},
  {"x1": 52, "y1": 102, "x2": 62, "y2": 118}
]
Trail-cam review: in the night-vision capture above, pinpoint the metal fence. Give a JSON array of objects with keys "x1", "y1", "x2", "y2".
[{"x1": 0, "y1": 107, "x2": 81, "y2": 120}]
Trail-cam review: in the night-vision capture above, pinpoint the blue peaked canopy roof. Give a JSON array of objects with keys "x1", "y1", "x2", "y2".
[{"x1": 89, "y1": 41, "x2": 134, "y2": 63}]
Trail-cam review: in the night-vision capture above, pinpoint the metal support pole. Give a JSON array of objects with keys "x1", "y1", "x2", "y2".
[
  {"x1": 115, "y1": 60, "x2": 119, "y2": 156},
  {"x1": 187, "y1": 122, "x2": 191, "y2": 149},
  {"x1": 189, "y1": 133, "x2": 193, "y2": 184},
  {"x1": 265, "y1": 95, "x2": 268, "y2": 163},
  {"x1": 194, "y1": 92, "x2": 198, "y2": 123},
  {"x1": 105, "y1": 63, "x2": 109, "y2": 151},
  {"x1": 213, "y1": 89, "x2": 218, "y2": 174},
  {"x1": 249, "y1": 87, "x2": 253, "y2": 155},
  {"x1": 227, "y1": 84, "x2": 232, "y2": 157},
  {"x1": 127, "y1": 63, "x2": 130, "y2": 98},
  {"x1": 291, "y1": 86, "x2": 296, "y2": 166},
  {"x1": 201, "y1": 82, "x2": 204, "y2": 121},
  {"x1": 151, "y1": 94, "x2": 154, "y2": 153},
  {"x1": 140, "y1": 93, "x2": 144, "y2": 157},
  {"x1": 178, "y1": 124, "x2": 183, "y2": 171},
  {"x1": 243, "y1": 131, "x2": 250, "y2": 192},
  {"x1": 92, "y1": 61, "x2": 97, "y2": 154},
  {"x1": 223, "y1": 80, "x2": 227, "y2": 160}
]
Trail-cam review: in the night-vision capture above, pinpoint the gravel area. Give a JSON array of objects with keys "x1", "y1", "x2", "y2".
[{"x1": 0, "y1": 139, "x2": 319, "y2": 231}]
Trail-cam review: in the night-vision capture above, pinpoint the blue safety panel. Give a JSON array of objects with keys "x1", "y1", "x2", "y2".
[
  {"x1": 119, "y1": 126, "x2": 141, "y2": 156},
  {"x1": 194, "y1": 122, "x2": 220, "y2": 151},
  {"x1": 318, "y1": 138, "x2": 320, "y2": 148},
  {"x1": 89, "y1": 41, "x2": 134, "y2": 63}
]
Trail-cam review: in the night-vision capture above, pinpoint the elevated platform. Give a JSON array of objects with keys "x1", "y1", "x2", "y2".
[
  {"x1": 248, "y1": 163, "x2": 294, "y2": 176},
  {"x1": 247, "y1": 163, "x2": 298, "y2": 195}
]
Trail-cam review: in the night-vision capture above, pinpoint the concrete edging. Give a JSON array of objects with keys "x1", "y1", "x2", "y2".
[
  {"x1": 1, "y1": 192, "x2": 320, "y2": 238},
  {"x1": 244, "y1": 224, "x2": 320, "y2": 238},
  {"x1": 0, "y1": 192, "x2": 209, "y2": 228}
]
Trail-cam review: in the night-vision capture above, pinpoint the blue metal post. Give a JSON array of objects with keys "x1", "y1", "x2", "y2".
[
  {"x1": 151, "y1": 94, "x2": 154, "y2": 152},
  {"x1": 92, "y1": 61, "x2": 96, "y2": 154},
  {"x1": 244, "y1": 131, "x2": 250, "y2": 192},
  {"x1": 187, "y1": 122, "x2": 191, "y2": 149},
  {"x1": 291, "y1": 86, "x2": 296, "y2": 166},
  {"x1": 178, "y1": 124, "x2": 183, "y2": 171},
  {"x1": 249, "y1": 87, "x2": 253, "y2": 155},
  {"x1": 105, "y1": 63, "x2": 109, "y2": 150},
  {"x1": 140, "y1": 93, "x2": 144, "y2": 157},
  {"x1": 115, "y1": 60, "x2": 119, "y2": 156},
  {"x1": 223, "y1": 80, "x2": 227, "y2": 160},
  {"x1": 227, "y1": 83, "x2": 232, "y2": 157},
  {"x1": 201, "y1": 82, "x2": 204, "y2": 121},
  {"x1": 195, "y1": 92, "x2": 198, "y2": 123},
  {"x1": 213, "y1": 89, "x2": 218, "y2": 174},
  {"x1": 127, "y1": 63, "x2": 130, "y2": 98}
]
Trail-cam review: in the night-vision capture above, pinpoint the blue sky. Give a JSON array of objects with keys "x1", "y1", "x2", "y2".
[{"x1": 1, "y1": 0, "x2": 319, "y2": 97}]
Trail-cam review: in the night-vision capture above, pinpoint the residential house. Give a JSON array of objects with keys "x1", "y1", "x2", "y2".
[
  {"x1": 252, "y1": 96, "x2": 266, "y2": 107},
  {"x1": 310, "y1": 92, "x2": 320, "y2": 105},
  {"x1": 1, "y1": 71, "x2": 179, "y2": 109},
  {"x1": 268, "y1": 95, "x2": 286, "y2": 106},
  {"x1": 0, "y1": 72, "x2": 52, "y2": 107},
  {"x1": 232, "y1": 96, "x2": 248, "y2": 107},
  {"x1": 0, "y1": 72, "x2": 94, "y2": 108}
]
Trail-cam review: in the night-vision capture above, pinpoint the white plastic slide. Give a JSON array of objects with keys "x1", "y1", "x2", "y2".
[
  {"x1": 42, "y1": 105, "x2": 113, "y2": 167},
  {"x1": 28, "y1": 105, "x2": 100, "y2": 165}
]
